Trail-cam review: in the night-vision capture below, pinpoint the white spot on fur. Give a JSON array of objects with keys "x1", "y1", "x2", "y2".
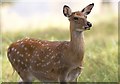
[
  {"x1": 37, "y1": 64, "x2": 39, "y2": 66},
  {"x1": 51, "y1": 56, "x2": 55, "y2": 59},
  {"x1": 28, "y1": 54, "x2": 30, "y2": 57},
  {"x1": 37, "y1": 54, "x2": 39, "y2": 57},
  {"x1": 42, "y1": 44, "x2": 44, "y2": 46},
  {"x1": 25, "y1": 64, "x2": 27, "y2": 67},
  {"x1": 14, "y1": 49, "x2": 17, "y2": 52},
  {"x1": 30, "y1": 66, "x2": 32, "y2": 69},
  {"x1": 49, "y1": 53, "x2": 52, "y2": 55},
  {"x1": 31, "y1": 45, "x2": 34, "y2": 48},
  {"x1": 46, "y1": 61, "x2": 50, "y2": 65},
  {"x1": 18, "y1": 60, "x2": 20, "y2": 62},
  {"x1": 13, "y1": 59, "x2": 15, "y2": 62},
  {"x1": 57, "y1": 60, "x2": 60, "y2": 64},
  {"x1": 21, "y1": 61, "x2": 24, "y2": 64},
  {"x1": 46, "y1": 55, "x2": 49, "y2": 57},
  {"x1": 41, "y1": 60, "x2": 44, "y2": 62},
  {"x1": 11, "y1": 48, "x2": 14, "y2": 51},
  {"x1": 21, "y1": 41, "x2": 23, "y2": 44},
  {"x1": 21, "y1": 44, "x2": 24, "y2": 47},
  {"x1": 46, "y1": 47, "x2": 49, "y2": 49},
  {"x1": 20, "y1": 54, "x2": 23, "y2": 57},
  {"x1": 25, "y1": 52, "x2": 28, "y2": 55},
  {"x1": 26, "y1": 59, "x2": 28, "y2": 62},
  {"x1": 24, "y1": 47, "x2": 27, "y2": 51},
  {"x1": 48, "y1": 49, "x2": 51, "y2": 52},
  {"x1": 17, "y1": 51, "x2": 19, "y2": 54}
]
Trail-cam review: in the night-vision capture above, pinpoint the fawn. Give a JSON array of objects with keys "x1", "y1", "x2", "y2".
[{"x1": 7, "y1": 3, "x2": 94, "y2": 84}]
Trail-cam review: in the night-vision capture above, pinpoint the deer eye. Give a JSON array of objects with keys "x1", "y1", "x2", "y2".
[{"x1": 73, "y1": 17, "x2": 78, "y2": 20}]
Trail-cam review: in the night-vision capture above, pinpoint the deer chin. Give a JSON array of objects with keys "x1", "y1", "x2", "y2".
[{"x1": 76, "y1": 28, "x2": 85, "y2": 32}]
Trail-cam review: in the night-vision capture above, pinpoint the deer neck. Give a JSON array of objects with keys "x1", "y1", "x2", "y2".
[{"x1": 69, "y1": 22, "x2": 84, "y2": 56}]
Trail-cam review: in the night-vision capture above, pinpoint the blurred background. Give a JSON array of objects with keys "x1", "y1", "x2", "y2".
[{"x1": 0, "y1": 0, "x2": 118, "y2": 83}]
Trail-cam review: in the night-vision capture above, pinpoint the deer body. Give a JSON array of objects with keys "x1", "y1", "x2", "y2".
[{"x1": 7, "y1": 3, "x2": 94, "y2": 84}]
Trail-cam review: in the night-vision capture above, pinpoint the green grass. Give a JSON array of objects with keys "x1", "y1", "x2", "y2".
[{"x1": 1, "y1": 16, "x2": 118, "y2": 82}]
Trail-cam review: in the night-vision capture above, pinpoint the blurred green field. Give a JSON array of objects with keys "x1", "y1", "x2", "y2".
[{"x1": 1, "y1": 16, "x2": 118, "y2": 83}]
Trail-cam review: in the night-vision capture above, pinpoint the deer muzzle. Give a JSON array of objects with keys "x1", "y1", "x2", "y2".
[{"x1": 85, "y1": 22, "x2": 92, "y2": 30}]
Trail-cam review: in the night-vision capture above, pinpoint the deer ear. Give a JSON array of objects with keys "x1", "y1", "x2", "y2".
[
  {"x1": 81, "y1": 3, "x2": 94, "y2": 15},
  {"x1": 63, "y1": 5, "x2": 72, "y2": 17}
]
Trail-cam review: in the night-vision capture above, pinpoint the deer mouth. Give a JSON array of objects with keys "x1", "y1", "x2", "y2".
[
  {"x1": 84, "y1": 26, "x2": 91, "y2": 30},
  {"x1": 76, "y1": 26, "x2": 91, "y2": 32}
]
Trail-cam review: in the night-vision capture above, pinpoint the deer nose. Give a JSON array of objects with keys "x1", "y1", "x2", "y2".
[{"x1": 87, "y1": 22, "x2": 92, "y2": 27}]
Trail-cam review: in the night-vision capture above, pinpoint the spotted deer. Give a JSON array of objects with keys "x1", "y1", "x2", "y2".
[{"x1": 7, "y1": 3, "x2": 94, "y2": 84}]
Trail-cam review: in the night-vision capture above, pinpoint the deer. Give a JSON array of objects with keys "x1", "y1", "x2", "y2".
[{"x1": 7, "y1": 3, "x2": 94, "y2": 84}]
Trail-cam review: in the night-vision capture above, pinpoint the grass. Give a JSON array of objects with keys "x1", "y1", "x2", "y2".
[{"x1": 1, "y1": 16, "x2": 118, "y2": 83}]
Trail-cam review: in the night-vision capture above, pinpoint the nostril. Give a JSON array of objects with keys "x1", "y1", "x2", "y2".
[{"x1": 87, "y1": 22, "x2": 92, "y2": 27}]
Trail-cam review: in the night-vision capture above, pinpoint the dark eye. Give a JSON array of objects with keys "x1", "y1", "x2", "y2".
[{"x1": 73, "y1": 17, "x2": 78, "y2": 20}]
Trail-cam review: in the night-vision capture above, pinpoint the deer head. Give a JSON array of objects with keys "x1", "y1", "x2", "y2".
[{"x1": 63, "y1": 3, "x2": 94, "y2": 32}]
